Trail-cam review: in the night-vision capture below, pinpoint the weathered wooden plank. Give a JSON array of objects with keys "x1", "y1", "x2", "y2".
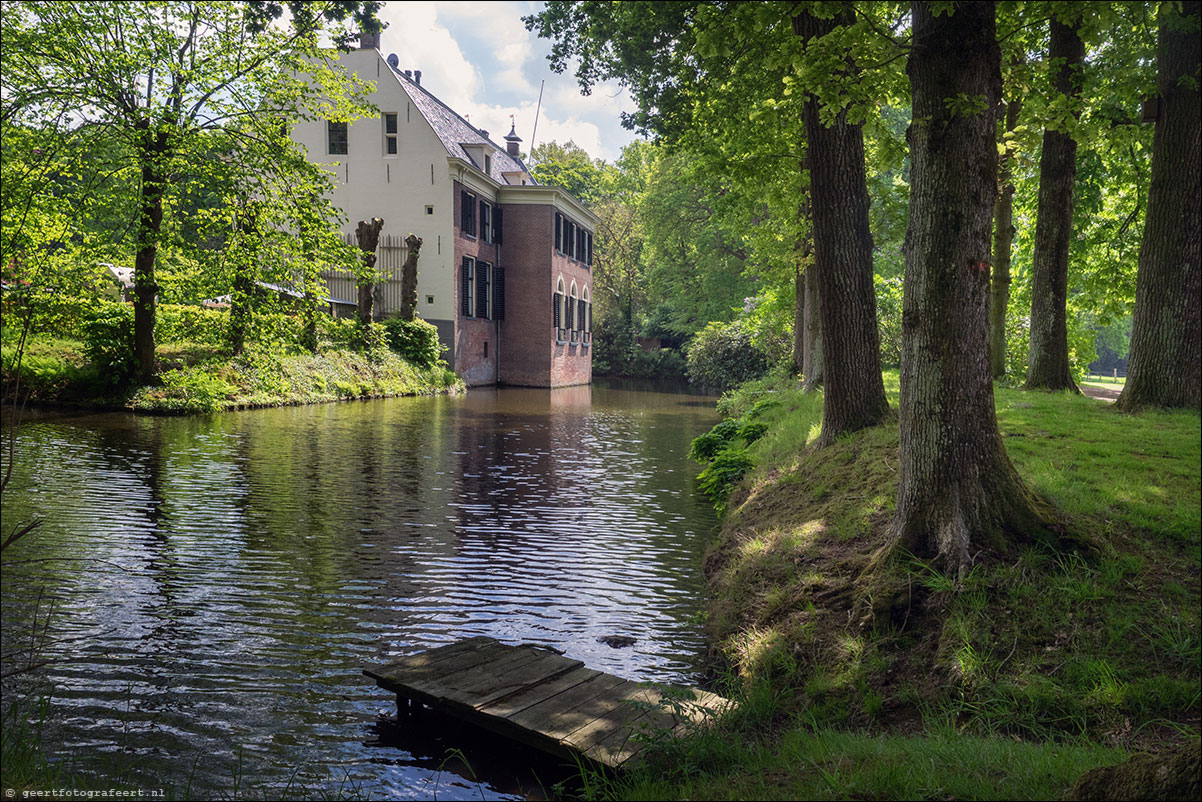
[
  {"x1": 422, "y1": 648, "x2": 569, "y2": 705},
  {"x1": 463, "y1": 652, "x2": 585, "y2": 710},
  {"x1": 563, "y1": 683, "x2": 662, "y2": 752},
  {"x1": 365, "y1": 636, "x2": 498, "y2": 684},
  {"x1": 507, "y1": 673, "x2": 630, "y2": 740},
  {"x1": 478, "y1": 665, "x2": 603, "y2": 719},
  {"x1": 363, "y1": 637, "x2": 734, "y2": 770}
]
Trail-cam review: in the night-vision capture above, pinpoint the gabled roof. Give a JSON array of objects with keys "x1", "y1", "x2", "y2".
[{"x1": 389, "y1": 63, "x2": 535, "y2": 186}]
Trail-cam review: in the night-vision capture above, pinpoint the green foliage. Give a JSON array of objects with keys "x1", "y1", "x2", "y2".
[
  {"x1": 382, "y1": 315, "x2": 445, "y2": 368},
  {"x1": 874, "y1": 274, "x2": 904, "y2": 367},
  {"x1": 689, "y1": 419, "x2": 743, "y2": 462},
  {"x1": 696, "y1": 447, "x2": 754, "y2": 514},
  {"x1": 152, "y1": 368, "x2": 237, "y2": 413},
  {"x1": 686, "y1": 318, "x2": 771, "y2": 391},
  {"x1": 156, "y1": 305, "x2": 228, "y2": 346},
  {"x1": 592, "y1": 311, "x2": 688, "y2": 379},
  {"x1": 81, "y1": 302, "x2": 135, "y2": 383}
]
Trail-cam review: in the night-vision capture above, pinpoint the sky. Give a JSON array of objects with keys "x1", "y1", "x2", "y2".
[{"x1": 373, "y1": 1, "x2": 642, "y2": 163}]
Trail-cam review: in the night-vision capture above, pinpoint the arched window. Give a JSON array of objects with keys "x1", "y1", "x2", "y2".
[
  {"x1": 581, "y1": 286, "x2": 591, "y2": 343},
  {"x1": 554, "y1": 277, "x2": 566, "y2": 342},
  {"x1": 568, "y1": 282, "x2": 578, "y2": 341}
]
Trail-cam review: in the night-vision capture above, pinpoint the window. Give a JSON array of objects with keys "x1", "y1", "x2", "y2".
[
  {"x1": 492, "y1": 207, "x2": 503, "y2": 245},
  {"x1": 568, "y1": 283, "x2": 578, "y2": 342},
  {"x1": 582, "y1": 287, "x2": 591, "y2": 343},
  {"x1": 425, "y1": 205, "x2": 434, "y2": 215},
  {"x1": 426, "y1": 295, "x2": 435, "y2": 304},
  {"x1": 461, "y1": 190, "x2": 476, "y2": 237},
  {"x1": 328, "y1": 120, "x2": 348, "y2": 155},
  {"x1": 492, "y1": 267, "x2": 505, "y2": 320},
  {"x1": 480, "y1": 202, "x2": 492, "y2": 244},
  {"x1": 476, "y1": 261, "x2": 492, "y2": 319},
  {"x1": 554, "y1": 278, "x2": 565, "y2": 342},
  {"x1": 566, "y1": 219, "x2": 577, "y2": 260},
  {"x1": 383, "y1": 113, "x2": 398, "y2": 155},
  {"x1": 461, "y1": 257, "x2": 475, "y2": 317}
]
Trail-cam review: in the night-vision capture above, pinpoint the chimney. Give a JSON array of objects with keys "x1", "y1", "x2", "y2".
[
  {"x1": 504, "y1": 119, "x2": 522, "y2": 157},
  {"x1": 403, "y1": 69, "x2": 412, "y2": 79},
  {"x1": 358, "y1": 31, "x2": 381, "y2": 50},
  {"x1": 479, "y1": 130, "x2": 488, "y2": 139},
  {"x1": 414, "y1": 70, "x2": 422, "y2": 86}
]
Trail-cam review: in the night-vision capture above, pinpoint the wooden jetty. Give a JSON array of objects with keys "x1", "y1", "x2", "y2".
[{"x1": 363, "y1": 636, "x2": 731, "y2": 769}]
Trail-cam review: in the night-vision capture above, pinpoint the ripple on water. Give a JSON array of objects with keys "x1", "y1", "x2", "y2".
[{"x1": 2, "y1": 382, "x2": 718, "y2": 798}]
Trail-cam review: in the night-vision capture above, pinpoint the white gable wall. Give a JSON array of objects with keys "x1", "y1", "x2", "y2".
[{"x1": 291, "y1": 49, "x2": 456, "y2": 325}]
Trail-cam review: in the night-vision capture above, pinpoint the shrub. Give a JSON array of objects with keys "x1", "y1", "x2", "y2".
[
  {"x1": 696, "y1": 446, "x2": 754, "y2": 513},
  {"x1": 383, "y1": 315, "x2": 445, "y2": 368},
  {"x1": 686, "y1": 318, "x2": 771, "y2": 391},
  {"x1": 156, "y1": 305, "x2": 227, "y2": 346},
  {"x1": 689, "y1": 419, "x2": 743, "y2": 462},
  {"x1": 81, "y1": 302, "x2": 135, "y2": 383}
]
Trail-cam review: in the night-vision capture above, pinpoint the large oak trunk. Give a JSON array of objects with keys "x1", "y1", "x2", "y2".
[
  {"x1": 797, "y1": 8, "x2": 889, "y2": 444},
  {"x1": 133, "y1": 130, "x2": 168, "y2": 383},
  {"x1": 1025, "y1": 17, "x2": 1084, "y2": 392},
  {"x1": 893, "y1": 2, "x2": 1054, "y2": 577},
  {"x1": 989, "y1": 96, "x2": 1021, "y2": 379},
  {"x1": 1117, "y1": 1, "x2": 1201, "y2": 411}
]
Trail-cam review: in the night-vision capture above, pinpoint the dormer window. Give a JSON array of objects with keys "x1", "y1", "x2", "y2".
[
  {"x1": 328, "y1": 120, "x2": 348, "y2": 155},
  {"x1": 383, "y1": 113, "x2": 398, "y2": 155}
]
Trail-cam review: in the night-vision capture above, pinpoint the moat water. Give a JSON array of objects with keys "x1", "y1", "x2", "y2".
[{"x1": 1, "y1": 379, "x2": 719, "y2": 799}]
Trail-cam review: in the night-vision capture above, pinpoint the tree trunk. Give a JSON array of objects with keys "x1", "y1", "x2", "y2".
[
  {"x1": 1117, "y1": 0, "x2": 1201, "y2": 411},
  {"x1": 228, "y1": 203, "x2": 258, "y2": 356},
  {"x1": 990, "y1": 95, "x2": 1022, "y2": 378},
  {"x1": 355, "y1": 218, "x2": 384, "y2": 330},
  {"x1": 803, "y1": 265, "x2": 823, "y2": 392},
  {"x1": 893, "y1": 1, "x2": 1055, "y2": 578},
  {"x1": 796, "y1": 7, "x2": 890, "y2": 444},
  {"x1": 1025, "y1": 17, "x2": 1084, "y2": 393},
  {"x1": 793, "y1": 266, "x2": 805, "y2": 375},
  {"x1": 399, "y1": 233, "x2": 423, "y2": 321},
  {"x1": 133, "y1": 129, "x2": 168, "y2": 383}
]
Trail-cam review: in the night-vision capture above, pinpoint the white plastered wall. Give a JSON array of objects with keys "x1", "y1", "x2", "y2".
[{"x1": 290, "y1": 49, "x2": 455, "y2": 325}]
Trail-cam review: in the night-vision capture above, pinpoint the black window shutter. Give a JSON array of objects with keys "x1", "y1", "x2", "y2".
[
  {"x1": 566, "y1": 295, "x2": 574, "y2": 330},
  {"x1": 480, "y1": 202, "x2": 490, "y2": 243},
  {"x1": 493, "y1": 267, "x2": 505, "y2": 320},
  {"x1": 554, "y1": 213, "x2": 562, "y2": 251},
  {"x1": 553, "y1": 292, "x2": 561, "y2": 328},
  {"x1": 493, "y1": 206, "x2": 503, "y2": 245},
  {"x1": 461, "y1": 257, "x2": 472, "y2": 316},
  {"x1": 587, "y1": 233, "x2": 593, "y2": 266},
  {"x1": 476, "y1": 261, "x2": 490, "y2": 319},
  {"x1": 588, "y1": 303, "x2": 592, "y2": 332},
  {"x1": 578, "y1": 299, "x2": 586, "y2": 331}
]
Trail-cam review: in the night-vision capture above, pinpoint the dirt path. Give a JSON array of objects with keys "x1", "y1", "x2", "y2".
[{"x1": 1081, "y1": 384, "x2": 1122, "y2": 403}]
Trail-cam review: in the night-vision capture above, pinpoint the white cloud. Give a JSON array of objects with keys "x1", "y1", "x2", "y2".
[{"x1": 373, "y1": 0, "x2": 638, "y2": 162}]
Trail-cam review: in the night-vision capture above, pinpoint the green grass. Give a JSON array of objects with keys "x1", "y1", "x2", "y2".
[
  {"x1": 2, "y1": 334, "x2": 461, "y2": 413},
  {"x1": 607, "y1": 725, "x2": 1125, "y2": 801},
  {"x1": 680, "y1": 370, "x2": 1198, "y2": 798}
]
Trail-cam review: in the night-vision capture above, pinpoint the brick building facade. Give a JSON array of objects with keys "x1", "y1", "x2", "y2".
[{"x1": 291, "y1": 41, "x2": 596, "y2": 388}]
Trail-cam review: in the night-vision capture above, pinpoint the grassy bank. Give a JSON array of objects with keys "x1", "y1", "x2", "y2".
[
  {"x1": 2, "y1": 330, "x2": 461, "y2": 414},
  {"x1": 609, "y1": 372, "x2": 1199, "y2": 800}
]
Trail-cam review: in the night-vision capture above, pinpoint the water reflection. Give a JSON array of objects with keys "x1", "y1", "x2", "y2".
[{"x1": 2, "y1": 380, "x2": 718, "y2": 799}]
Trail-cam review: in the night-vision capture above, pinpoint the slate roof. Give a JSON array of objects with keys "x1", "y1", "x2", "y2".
[{"x1": 390, "y1": 64, "x2": 535, "y2": 186}]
